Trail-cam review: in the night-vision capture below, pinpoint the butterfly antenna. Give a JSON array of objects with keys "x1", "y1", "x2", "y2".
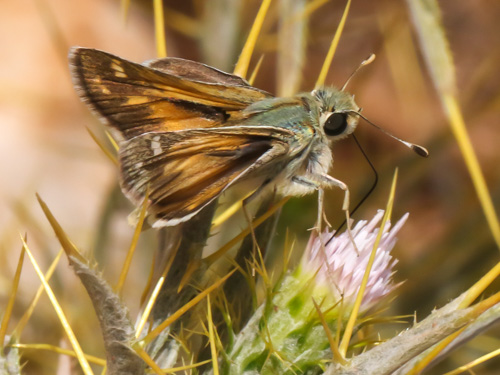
[
  {"x1": 341, "y1": 54, "x2": 376, "y2": 91},
  {"x1": 326, "y1": 134, "x2": 378, "y2": 244},
  {"x1": 352, "y1": 112, "x2": 429, "y2": 157}
]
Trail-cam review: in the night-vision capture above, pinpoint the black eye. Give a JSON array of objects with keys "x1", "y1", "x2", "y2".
[{"x1": 324, "y1": 113, "x2": 348, "y2": 136}]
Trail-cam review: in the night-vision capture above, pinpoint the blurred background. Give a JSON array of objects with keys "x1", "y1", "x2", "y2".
[{"x1": 1, "y1": 0, "x2": 499, "y2": 373}]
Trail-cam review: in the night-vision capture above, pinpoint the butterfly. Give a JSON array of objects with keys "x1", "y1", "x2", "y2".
[{"x1": 69, "y1": 47, "x2": 372, "y2": 228}]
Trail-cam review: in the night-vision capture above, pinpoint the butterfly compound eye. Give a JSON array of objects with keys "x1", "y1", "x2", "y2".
[{"x1": 324, "y1": 113, "x2": 348, "y2": 136}]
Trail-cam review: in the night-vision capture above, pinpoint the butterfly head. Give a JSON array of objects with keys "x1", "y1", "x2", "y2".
[{"x1": 311, "y1": 88, "x2": 360, "y2": 141}]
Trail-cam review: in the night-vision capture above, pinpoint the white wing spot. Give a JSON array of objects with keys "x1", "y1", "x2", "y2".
[{"x1": 151, "y1": 135, "x2": 162, "y2": 156}]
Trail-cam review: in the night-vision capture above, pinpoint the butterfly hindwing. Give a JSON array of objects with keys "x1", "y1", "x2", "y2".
[
  {"x1": 144, "y1": 57, "x2": 255, "y2": 86},
  {"x1": 69, "y1": 48, "x2": 272, "y2": 140},
  {"x1": 119, "y1": 126, "x2": 293, "y2": 226}
]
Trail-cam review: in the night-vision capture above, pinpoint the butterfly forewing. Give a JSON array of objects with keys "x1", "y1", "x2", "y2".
[{"x1": 69, "y1": 48, "x2": 272, "y2": 139}]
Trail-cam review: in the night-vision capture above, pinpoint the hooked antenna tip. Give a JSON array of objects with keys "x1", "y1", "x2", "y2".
[
  {"x1": 363, "y1": 54, "x2": 376, "y2": 66},
  {"x1": 342, "y1": 53, "x2": 376, "y2": 91},
  {"x1": 412, "y1": 144, "x2": 429, "y2": 157}
]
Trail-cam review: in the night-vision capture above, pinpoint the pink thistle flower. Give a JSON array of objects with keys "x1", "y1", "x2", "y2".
[{"x1": 302, "y1": 210, "x2": 408, "y2": 312}]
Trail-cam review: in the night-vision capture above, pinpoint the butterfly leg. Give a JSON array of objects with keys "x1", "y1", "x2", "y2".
[
  {"x1": 315, "y1": 174, "x2": 349, "y2": 211},
  {"x1": 316, "y1": 190, "x2": 334, "y2": 230},
  {"x1": 317, "y1": 188, "x2": 333, "y2": 229},
  {"x1": 317, "y1": 174, "x2": 360, "y2": 255},
  {"x1": 291, "y1": 176, "x2": 328, "y2": 233},
  {"x1": 293, "y1": 174, "x2": 359, "y2": 254}
]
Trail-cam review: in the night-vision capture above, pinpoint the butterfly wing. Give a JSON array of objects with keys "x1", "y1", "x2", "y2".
[
  {"x1": 69, "y1": 48, "x2": 272, "y2": 140},
  {"x1": 119, "y1": 126, "x2": 294, "y2": 227}
]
